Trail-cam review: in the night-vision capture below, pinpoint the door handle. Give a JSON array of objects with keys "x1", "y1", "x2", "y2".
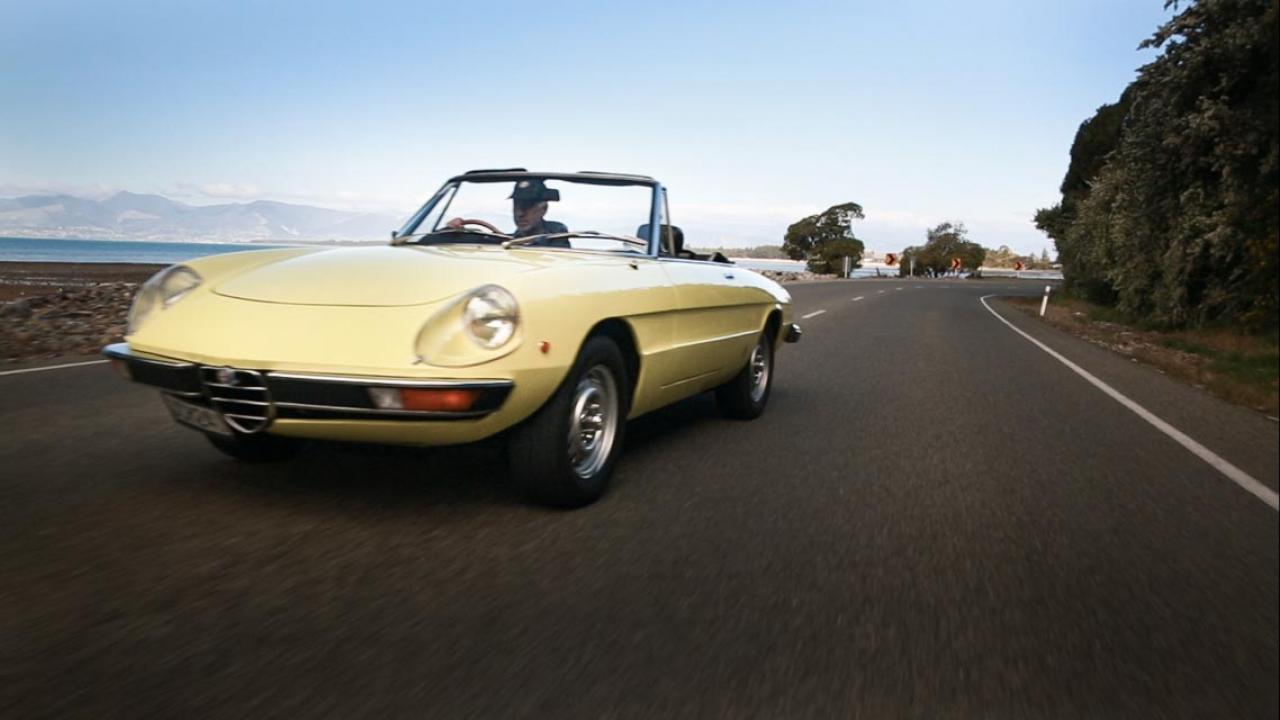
[{"x1": 723, "y1": 273, "x2": 735, "y2": 279}]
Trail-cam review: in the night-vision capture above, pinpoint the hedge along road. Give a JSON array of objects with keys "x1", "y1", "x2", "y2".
[{"x1": 1, "y1": 278, "x2": 1276, "y2": 718}]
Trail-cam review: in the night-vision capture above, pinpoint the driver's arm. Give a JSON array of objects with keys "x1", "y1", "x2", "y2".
[{"x1": 444, "y1": 218, "x2": 502, "y2": 234}]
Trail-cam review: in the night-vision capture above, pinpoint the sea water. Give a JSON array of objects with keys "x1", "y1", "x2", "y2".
[{"x1": 0, "y1": 237, "x2": 291, "y2": 264}]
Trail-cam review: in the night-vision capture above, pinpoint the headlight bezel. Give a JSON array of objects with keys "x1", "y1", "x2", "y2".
[
  {"x1": 414, "y1": 284, "x2": 522, "y2": 367},
  {"x1": 126, "y1": 264, "x2": 203, "y2": 335},
  {"x1": 157, "y1": 265, "x2": 202, "y2": 308}
]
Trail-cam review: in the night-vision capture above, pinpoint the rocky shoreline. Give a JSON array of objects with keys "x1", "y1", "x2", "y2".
[
  {"x1": 756, "y1": 269, "x2": 834, "y2": 284},
  {"x1": 0, "y1": 261, "x2": 838, "y2": 364},
  {"x1": 0, "y1": 263, "x2": 162, "y2": 363}
]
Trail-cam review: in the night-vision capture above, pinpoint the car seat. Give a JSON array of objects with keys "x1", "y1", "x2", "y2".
[{"x1": 637, "y1": 224, "x2": 689, "y2": 258}]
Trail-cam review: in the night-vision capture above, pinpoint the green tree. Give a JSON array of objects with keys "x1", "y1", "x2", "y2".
[
  {"x1": 1036, "y1": 248, "x2": 1052, "y2": 269},
  {"x1": 781, "y1": 202, "x2": 866, "y2": 274},
  {"x1": 983, "y1": 244, "x2": 1024, "y2": 269},
  {"x1": 812, "y1": 237, "x2": 866, "y2": 275},
  {"x1": 1035, "y1": 0, "x2": 1279, "y2": 329},
  {"x1": 899, "y1": 222, "x2": 986, "y2": 276},
  {"x1": 1034, "y1": 88, "x2": 1134, "y2": 302}
]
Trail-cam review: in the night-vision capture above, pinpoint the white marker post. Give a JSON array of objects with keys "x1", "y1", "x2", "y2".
[
  {"x1": 843, "y1": 255, "x2": 852, "y2": 279},
  {"x1": 1039, "y1": 285, "x2": 1051, "y2": 317}
]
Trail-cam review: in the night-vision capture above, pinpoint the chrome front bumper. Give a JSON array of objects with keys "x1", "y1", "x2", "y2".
[
  {"x1": 784, "y1": 323, "x2": 802, "y2": 343},
  {"x1": 102, "y1": 343, "x2": 514, "y2": 433}
]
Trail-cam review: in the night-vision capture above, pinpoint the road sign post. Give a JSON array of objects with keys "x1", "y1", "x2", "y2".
[
  {"x1": 1040, "y1": 285, "x2": 1051, "y2": 317},
  {"x1": 843, "y1": 256, "x2": 851, "y2": 279}
]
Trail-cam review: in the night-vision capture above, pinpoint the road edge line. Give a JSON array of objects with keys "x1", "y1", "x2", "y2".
[
  {"x1": 0, "y1": 359, "x2": 108, "y2": 377},
  {"x1": 979, "y1": 294, "x2": 1278, "y2": 512}
]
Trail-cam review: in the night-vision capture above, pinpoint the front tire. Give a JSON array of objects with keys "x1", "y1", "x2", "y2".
[
  {"x1": 509, "y1": 336, "x2": 629, "y2": 508},
  {"x1": 206, "y1": 431, "x2": 304, "y2": 462},
  {"x1": 715, "y1": 329, "x2": 774, "y2": 420}
]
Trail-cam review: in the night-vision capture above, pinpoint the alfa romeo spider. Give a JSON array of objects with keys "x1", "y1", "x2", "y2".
[{"x1": 104, "y1": 170, "x2": 800, "y2": 506}]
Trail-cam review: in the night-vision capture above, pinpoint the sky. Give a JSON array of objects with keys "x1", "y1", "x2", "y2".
[{"x1": 0, "y1": 0, "x2": 1174, "y2": 254}]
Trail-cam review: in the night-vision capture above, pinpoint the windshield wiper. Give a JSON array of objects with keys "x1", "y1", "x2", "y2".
[{"x1": 502, "y1": 231, "x2": 648, "y2": 249}]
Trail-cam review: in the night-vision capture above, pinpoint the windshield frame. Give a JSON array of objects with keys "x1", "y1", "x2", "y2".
[{"x1": 394, "y1": 171, "x2": 664, "y2": 257}]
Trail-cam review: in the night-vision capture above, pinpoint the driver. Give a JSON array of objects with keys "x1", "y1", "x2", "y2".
[
  {"x1": 445, "y1": 179, "x2": 568, "y2": 244},
  {"x1": 510, "y1": 179, "x2": 568, "y2": 241}
]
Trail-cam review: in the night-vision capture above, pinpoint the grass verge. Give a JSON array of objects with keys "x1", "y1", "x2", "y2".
[{"x1": 1006, "y1": 295, "x2": 1278, "y2": 417}]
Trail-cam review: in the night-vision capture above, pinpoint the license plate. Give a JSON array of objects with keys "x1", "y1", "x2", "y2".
[{"x1": 162, "y1": 394, "x2": 233, "y2": 437}]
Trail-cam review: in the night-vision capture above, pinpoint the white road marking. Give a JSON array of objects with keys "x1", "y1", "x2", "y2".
[
  {"x1": 895, "y1": 287, "x2": 904, "y2": 291},
  {"x1": 980, "y1": 295, "x2": 1278, "y2": 511},
  {"x1": 852, "y1": 296, "x2": 864, "y2": 302},
  {"x1": 801, "y1": 309, "x2": 827, "y2": 319},
  {"x1": 877, "y1": 290, "x2": 885, "y2": 294},
  {"x1": 0, "y1": 359, "x2": 108, "y2": 377}
]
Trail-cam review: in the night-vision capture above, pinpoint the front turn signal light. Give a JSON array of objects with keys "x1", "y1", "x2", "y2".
[{"x1": 368, "y1": 387, "x2": 479, "y2": 412}]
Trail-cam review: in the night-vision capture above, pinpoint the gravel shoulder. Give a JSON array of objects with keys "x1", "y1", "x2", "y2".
[
  {"x1": 1005, "y1": 294, "x2": 1278, "y2": 417},
  {"x1": 0, "y1": 262, "x2": 161, "y2": 363}
]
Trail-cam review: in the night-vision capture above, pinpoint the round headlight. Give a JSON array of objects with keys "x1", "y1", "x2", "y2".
[
  {"x1": 462, "y1": 285, "x2": 519, "y2": 349},
  {"x1": 126, "y1": 265, "x2": 202, "y2": 334}
]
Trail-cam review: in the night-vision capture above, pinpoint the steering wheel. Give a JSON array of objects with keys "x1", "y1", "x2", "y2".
[{"x1": 446, "y1": 218, "x2": 503, "y2": 234}]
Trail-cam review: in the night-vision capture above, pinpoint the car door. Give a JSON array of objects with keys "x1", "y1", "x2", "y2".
[
  {"x1": 651, "y1": 189, "x2": 764, "y2": 388},
  {"x1": 659, "y1": 257, "x2": 763, "y2": 386}
]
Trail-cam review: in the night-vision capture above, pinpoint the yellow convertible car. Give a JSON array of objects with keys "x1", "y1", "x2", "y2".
[{"x1": 104, "y1": 170, "x2": 800, "y2": 506}]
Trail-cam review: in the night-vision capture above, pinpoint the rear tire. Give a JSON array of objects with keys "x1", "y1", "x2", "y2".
[
  {"x1": 508, "y1": 336, "x2": 629, "y2": 508},
  {"x1": 206, "y1": 431, "x2": 304, "y2": 462},
  {"x1": 715, "y1": 329, "x2": 774, "y2": 420}
]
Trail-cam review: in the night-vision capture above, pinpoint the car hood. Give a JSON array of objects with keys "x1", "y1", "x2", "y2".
[{"x1": 213, "y1": 245, "x2": 549, "y2": 306}]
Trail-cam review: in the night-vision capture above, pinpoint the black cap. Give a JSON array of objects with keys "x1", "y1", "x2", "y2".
[{"x1": 509, "y1": 179, "x2": 560, "y2": 203}]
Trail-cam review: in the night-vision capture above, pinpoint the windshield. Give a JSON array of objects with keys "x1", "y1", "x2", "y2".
[{"x1": 397, "y1": 176, "x2": 655, "y2": 253}]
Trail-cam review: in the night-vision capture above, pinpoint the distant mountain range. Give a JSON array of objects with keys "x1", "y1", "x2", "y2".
[{"x1": 0, "y1": 191, "x2": 406, "y2": 243}]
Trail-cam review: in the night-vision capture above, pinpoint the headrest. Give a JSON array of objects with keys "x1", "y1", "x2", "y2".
[{"x1": 637, "y1": 224, "x2": 684, "y2": 254}]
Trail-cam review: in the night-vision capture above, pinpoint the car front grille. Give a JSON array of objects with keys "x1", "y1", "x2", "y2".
[{"x1": 201, "y1": 367, "x2": 272, "y2": 433}]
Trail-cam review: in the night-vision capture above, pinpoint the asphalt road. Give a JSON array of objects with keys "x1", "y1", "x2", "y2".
[{"x1": 2, "y1": 278, "x2": 1277, "y2": 719}]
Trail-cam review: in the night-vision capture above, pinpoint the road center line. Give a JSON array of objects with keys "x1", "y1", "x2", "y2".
[
  {"x1": 877, "y1": 290, "x2": 885, "y2": 294},
  {"x1": 0, "y1": 359, "x2": 108, "y2": 377},
  {"x1": 895, "y1": 287, "x2": 903, "y2": 290},
  {"x1": 800, "y1": 309, "x2": 827, "y2": 319},
  {"x1": 852, "y1": 296, "x2": 864, "y2": 302},
  {"x1": 980, "y1": 295, "x2": 1278, "y2": 511}
]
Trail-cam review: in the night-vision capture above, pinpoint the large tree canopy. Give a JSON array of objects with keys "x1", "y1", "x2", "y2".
[
  {"x1": 983, "y1": 245, "x2": 1054, "y2": 270},
  {"x1": 1035, "y1": 0, "x2": 1279, "y2": 329},
  {"x1": 1033, "y1": 86, "x2": 1134, "y2": 271},
  {"x1": 899, "y1": 222, "x2": 986, "y2": 276},
  {"x1": 781, "y1": 202, "x2": 866, "y2": 274}
]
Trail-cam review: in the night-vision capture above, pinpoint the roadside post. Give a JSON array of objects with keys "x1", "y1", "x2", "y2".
[
  {"x1": 843, "y1": 256, "x2": 852, "y2": 279},
  {"x1": 1040, "y1": 285, "x2": 1051, "y2": 317}
]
